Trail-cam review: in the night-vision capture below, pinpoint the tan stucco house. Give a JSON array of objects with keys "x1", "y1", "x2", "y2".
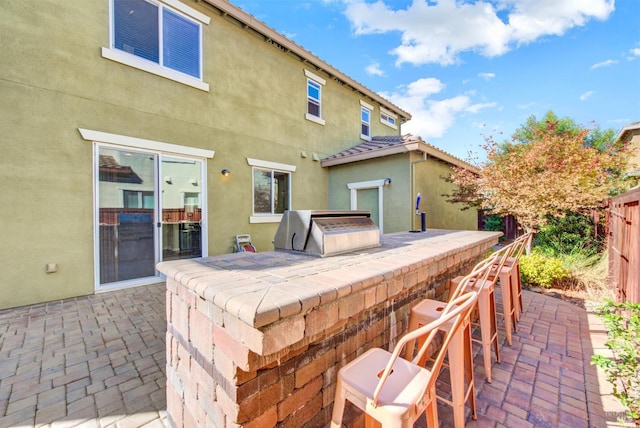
[
  {"x1": 0, "y1": 0, "x2": 476, "y2": 309},
  {"x1": 323, "y1": 134, "x2": 479, "y2": 233},
  {"x1": 616, "y1": 121, "x2": 640, "y2": 180}
]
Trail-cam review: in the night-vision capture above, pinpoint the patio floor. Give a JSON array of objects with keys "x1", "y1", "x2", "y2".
[{"x1": 0, "y1": 283, "x2": 633, "y2": 428}]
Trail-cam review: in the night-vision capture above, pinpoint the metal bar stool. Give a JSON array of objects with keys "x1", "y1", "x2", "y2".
[
  {"x1": 502, "y1": 232, "x2": 533, "y2": 321},
  {"x1": 401, "y1": 259, "x2": 495, "y2": 427},
  {"x1": 330, "y1": 291, "x2": 478, "y2": 428},
  {"x1": 447, "y1": 243, "x2": 514, "y2": 380}
]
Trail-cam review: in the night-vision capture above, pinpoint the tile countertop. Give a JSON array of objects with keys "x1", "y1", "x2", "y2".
[{"x1": 157, "y1": 229, "x2": 501, "y2": 329}]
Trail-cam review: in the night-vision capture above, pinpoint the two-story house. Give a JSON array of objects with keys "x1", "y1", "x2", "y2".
[{"x1": 0, "y1": 0, "x2": 476, "y2": 310}]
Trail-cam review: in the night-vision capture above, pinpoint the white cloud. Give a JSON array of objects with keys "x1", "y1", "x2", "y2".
[
  {"x1": 466, "y1": 102, "x2": 498, "y2": 113},
  {"x1": 365, "y1": 62, "x2": 385, "y2": 76},
  {"x1": 380, "y1": 77, "x2": 495, "y2": 139},
  {"x1": 343, "y1": 0, "x2": 615, "y2": 66},
  {"x1": 629, "y1": 48, "x2": 640, "y2": 60},
  {"x1": 478, "y1": 72, "x2": 495, "y2": 80},
  {"x1": 580, "y1": 91, "x2": 595, "y2": 101},
  {"x1": 590, "y1": 59, "x2": 617, "y2": 69}
]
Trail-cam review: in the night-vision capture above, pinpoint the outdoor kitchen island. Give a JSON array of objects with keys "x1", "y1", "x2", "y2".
[{"x1": 157, "y1": 229, "x2": 501, "y2": 428}]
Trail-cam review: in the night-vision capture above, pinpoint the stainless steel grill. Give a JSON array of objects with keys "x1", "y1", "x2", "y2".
[{"x1": 273, "y1": 210, "x2": 380, "y2": 257}]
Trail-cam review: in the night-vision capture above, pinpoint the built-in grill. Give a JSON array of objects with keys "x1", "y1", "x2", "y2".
[{"x1": 273, "y1": 210, "x2": 380, "y2": 257}]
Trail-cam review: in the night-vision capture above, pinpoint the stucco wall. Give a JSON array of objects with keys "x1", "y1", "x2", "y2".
[
  {"x1": 327, "y1": 154, "x2": 411, "y2": 233},
  {"x1": 327, "y1": 152, "x2": 477, "y2": 234},
  {"x1": 413, "y1": 153, "x2": 478, "y2": 231},
  {"x1": 0, "y1": 0, "x2": 402, "y2": 308}
]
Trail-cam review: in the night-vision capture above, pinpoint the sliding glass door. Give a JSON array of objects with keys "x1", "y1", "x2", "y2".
[{"x1": 96, "y1": 146, "x2": 204, "y2": 288}]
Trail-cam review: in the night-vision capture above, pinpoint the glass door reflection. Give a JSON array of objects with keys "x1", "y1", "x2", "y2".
[{"x1": 161, "y1": 157, "x2": 203, "y2": 261}]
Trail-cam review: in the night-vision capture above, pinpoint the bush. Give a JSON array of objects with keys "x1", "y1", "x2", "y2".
[
  {"x1": 591, "y1": 300, "x2": 640, "y2": 425},
  {"x1": 534, "y1": 211, "x2": 604, "y2": 257},
  {"x1": 483, "y1": 214, "x2": 503, "y2": 232},
  {"x1": 520, "y1": 250, "x2": 569, "y2": 288}
]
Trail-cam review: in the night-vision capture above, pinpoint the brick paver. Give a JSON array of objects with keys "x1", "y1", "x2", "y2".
[
  {"x1": 0, "y1": 283, "x2": 634, "y2": 427},
  {"x1": 0, "y1": 284, "x2": 167, "y2": 428}
]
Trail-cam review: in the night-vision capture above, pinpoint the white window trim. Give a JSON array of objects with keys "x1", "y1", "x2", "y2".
[
  {"x1": 160, "y1": 0, "x2": 210, "y2": 24},
  {"x1": 360, "y1": 100, "x2": 374, "y2": 110},
  {"x1": 102, "y1": 48, "x2": 209, "y2": 91},
  {"x1": 305, "y1": 69, "x2": 326, "y2": 125},
  {"x1": 248, "y1": 158, "x2": 295, "y2": 224},
  {"x1": 304, "y1": 69, "x2": 326, "y2": 85},
  {"x1": 247, "y1": 158, "x2": 296, "y2": 172},
  {"x1": 105, "y1": 0, "x2": 210, "y2": 91},
  {"x1": 360, "y1": 100, "x2": 373, "y2": 141},
  {"x1": 347, "y1": 178, "x2": 391, "y2": 234},
  {"x1": 380, "y1": 107, "x2": 398, "y2": 130},
  {"x1": 79, "y1": 128, "x2": 215, "y2": 159}
]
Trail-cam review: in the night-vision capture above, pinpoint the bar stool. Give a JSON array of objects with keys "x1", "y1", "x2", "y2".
[
  {"x1": 447, "y1": 243, "x2": 514, "y2": 378},
  {"x1": 402, "y1": 259, "x2": 495, "y2": 427},
  {"x1": 502, "y1": 232, "x2": 533, "y2": 321},
  {"x1": 330, "y1": 291, "x2": 478, "y2": 428}
]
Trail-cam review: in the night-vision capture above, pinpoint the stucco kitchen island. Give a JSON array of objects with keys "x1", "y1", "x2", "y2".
[{"x1": 157, "y1": 229, "x2": 501, "y2": 428}]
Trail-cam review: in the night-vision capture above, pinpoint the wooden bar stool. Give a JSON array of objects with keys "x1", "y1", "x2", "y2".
[
  {"x1": 402, "y1": 260, "x2": 494, "y2": 427},
  {"x1": 330, "y1": 291, "x2": 478, "y2": 428}
]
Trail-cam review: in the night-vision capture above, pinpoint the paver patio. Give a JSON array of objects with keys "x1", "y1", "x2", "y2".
[{"x1": 0, "y1": 282, "x2": 633, "y2": 427}]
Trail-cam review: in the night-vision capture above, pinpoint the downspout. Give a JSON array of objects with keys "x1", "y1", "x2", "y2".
[{"x1": 410, "y1": 152, "x2": 427, "y2": 230}]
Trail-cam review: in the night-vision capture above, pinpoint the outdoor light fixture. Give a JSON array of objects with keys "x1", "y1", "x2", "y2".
[{"x1": 221, "y1": 169, "x2": 231, "y2": 176}]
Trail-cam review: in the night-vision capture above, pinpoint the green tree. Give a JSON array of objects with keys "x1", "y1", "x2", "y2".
[{"x1": 446, "y1": 112, "x2": 633, "y2": 230}]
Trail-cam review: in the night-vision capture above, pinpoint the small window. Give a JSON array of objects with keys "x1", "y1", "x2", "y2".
[
  {"x1": 304, "y1": 70, "x2": 326, "y2": 125},
  {"x1": 380, "y1": 108, "x2": 398, "y2": 130},
  {"x1": 123, "y1": 190, "x2": 154, "y2": 209},
  {"x1": 361, "y1": 106, "x2": 371, "y2": 139},
  {"x1": 112, "y1": 0, "x2": 202, "y2": 79},
  {"x1": 307, "y1": 80, "x2": 321, "y2": 118},
  {"x1": 253, "y1": 168, "x2": 290, "y2": 215}
]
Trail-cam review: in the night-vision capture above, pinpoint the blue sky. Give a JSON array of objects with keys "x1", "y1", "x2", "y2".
[{"x1": 229, "y1": 0, "x2": 639, "y2": 161}]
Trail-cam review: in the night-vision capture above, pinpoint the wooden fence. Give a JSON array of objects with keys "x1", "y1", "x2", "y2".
[{"x1": 608, "y1": 187, "x2": 640, "y2": 303}]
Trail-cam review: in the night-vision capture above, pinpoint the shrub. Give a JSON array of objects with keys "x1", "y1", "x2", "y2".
[
  {"x1": 591, "y1": 300, "x2": 640, "y2": 425},
  {"x1": 534, "y1": 211, "x2": 604, "y2": 257},
  {"x1": 520, "y1": 251, "x2": 569, "y2": 288},
  {"x1": 483, "y1": 214, "x2": 503, "y2": 232}
]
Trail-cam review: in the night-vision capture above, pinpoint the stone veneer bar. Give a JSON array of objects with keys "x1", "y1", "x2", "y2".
[{"x1": 157, "y1": 229, "x2": 501, "y2": 427}]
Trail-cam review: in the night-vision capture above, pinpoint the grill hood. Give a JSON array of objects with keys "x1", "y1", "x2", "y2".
[{"x1": 273, "y1": 210, "x2": 380, "y2": 257}]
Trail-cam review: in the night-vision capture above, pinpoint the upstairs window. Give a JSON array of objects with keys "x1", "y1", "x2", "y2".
[
  {"x1": 307, "y1": 80, "x2": 321, "y2": 117},
  {"x1": 380, "y1": 108, "x2": 398, "y2": 130},
  {"x1": 360, "y1": 100, "x2": 373, "y2": 140},
  {"x1": 304, "y1": 70, "x2": 326, "y2": 125},
  {"x1": 112, "y1": 0, "x2": 202, "y2": 79}
]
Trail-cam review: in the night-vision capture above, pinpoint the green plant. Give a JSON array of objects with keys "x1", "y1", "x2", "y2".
[
  {"x1": 483, "y1": 214, "x2": 503, "y2": 232},
  {"x1": 519, "y1": 250, "x2": 569, "y2": 288},
  {"x1": 591, "y1": 300, "x2": 640, "y2": 425},
  {"x1": 534, "y1": 211, "x2": 604, "y2": 257}
]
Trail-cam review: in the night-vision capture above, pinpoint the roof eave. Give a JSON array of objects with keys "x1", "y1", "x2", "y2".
[
  {"x1": 201, "y1": 0, "x2": 412, "y2": 122},
  {"x1": 320, "y1": 144, "x2": 410, "y2": 167}
]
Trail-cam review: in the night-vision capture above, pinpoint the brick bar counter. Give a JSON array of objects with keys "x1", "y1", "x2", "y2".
[{"x1": 157, "y1": 229, "x2": 501, "y2": 428}]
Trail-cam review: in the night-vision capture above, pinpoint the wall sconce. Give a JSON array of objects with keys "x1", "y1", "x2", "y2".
[
  {"x1": 189, "y1": 178, "x2": 198, "y2": 185},
  {"x1": 164, "y1": 176, "x2": 172, "y2": 184},
  {"x1": 221, "y1": 169, "x2": 231, "y2": 176}
]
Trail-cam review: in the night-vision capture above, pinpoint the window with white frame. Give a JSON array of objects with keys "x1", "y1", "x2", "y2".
[
  {"x1": 253, "y1": 169, "x2": 290, "y2": 215},
  {"x1": 105, "y1": 0, "x2": 209, "y2": 90},
  {"x1": 360, "y1": 100, "x2": 373, "y2": 140},
  {"x1": 305, "y1": 70, "x2": 326, "y2": 125},
  {"x1": 247, "y1": 158, "x2": 296, "y2": 223},
  {"x1": 380, "y1": 108, "x2": 398, "y2": 130}
]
